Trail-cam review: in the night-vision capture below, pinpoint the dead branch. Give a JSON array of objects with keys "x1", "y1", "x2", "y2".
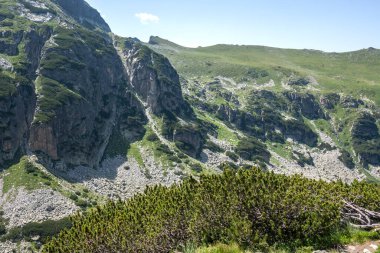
[{"x1": 342, "y1": 200, "x2": 380, "y2": 230}]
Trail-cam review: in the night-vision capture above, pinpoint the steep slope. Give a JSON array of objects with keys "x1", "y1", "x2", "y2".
[
  {"x1": 114, "y1": 37, "x2": 207, "y2": 158},
  {"x1": 0, "y1": 0, "x2": 148, "y2": 170},
  {"x1": 0, "y1": 1, "x2": 199, "y2": 249},
  {"x1": 0, "y1": 0, "x2": 379, "y2": 250},
  {"x1": 52, "y1": 0, "x2": 111, "y2": 32},
  {"x1": 147, "y1": 36, "x2": 380, "y2": 181}
]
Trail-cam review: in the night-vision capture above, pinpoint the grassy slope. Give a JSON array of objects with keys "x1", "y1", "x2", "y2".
[
  {"x1": 147, "y1": 38, "x2": 380, "y2": 104},
  {"x1": 1, "y1": 157, "x2": 55, "y2": 193}
]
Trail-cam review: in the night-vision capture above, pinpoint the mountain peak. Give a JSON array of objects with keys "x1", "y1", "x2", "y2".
[
  {"x1": 148, "y1": 36, "x2": 183, "y2": 48},
  {"x1": 53, "y1": 0, "x2": 110, "y2": 32}
]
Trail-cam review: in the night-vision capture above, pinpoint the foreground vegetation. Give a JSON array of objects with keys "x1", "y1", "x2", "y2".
[{"x1": 43, "y1": 168, "x2": 380, "y2": 252}]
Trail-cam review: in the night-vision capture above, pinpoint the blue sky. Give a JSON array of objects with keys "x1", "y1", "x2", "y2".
[{"x1": 85, "y1": 0, "x2": 380, "y2": 52}]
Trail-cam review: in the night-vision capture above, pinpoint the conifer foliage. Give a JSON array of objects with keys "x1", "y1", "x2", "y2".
[{"x1": 43, "y1": 168, "x2": 380, "y2": 252}]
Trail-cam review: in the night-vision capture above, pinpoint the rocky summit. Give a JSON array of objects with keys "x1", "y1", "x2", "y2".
[{"x1": 0, "y1": 0, "x2": 379, "y2": 252}]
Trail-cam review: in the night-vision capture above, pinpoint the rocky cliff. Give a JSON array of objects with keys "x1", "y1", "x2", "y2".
[
  {"x1": 117, "y1": 38, "x2": 193, "y2": 118},
  {"x1": 1, "y1": 0, "x2": 379, "y2": 177},
  {"x1": 53, "y1": 0, "x2": 110, "y2": 32},
  {"x1": 0, "y1": 0, "x2": 189, "y2": 169}
]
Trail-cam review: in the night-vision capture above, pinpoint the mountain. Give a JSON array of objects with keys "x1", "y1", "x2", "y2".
[
  {"x1": 0, "y1": 0, "x2": 379, "y2": 251},
  {"x1": 0, "y1": 0, "x2": 204, "y2": 249},
  {"x1": 146, "y1": 36, "x2": 380, "y2": 181}
]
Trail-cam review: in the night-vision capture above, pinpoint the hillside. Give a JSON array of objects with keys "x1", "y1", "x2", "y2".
[
  {"x1": 0, "y1": 0, "x2": 210, "y2": 250},
  {"x1": 0, "y1": 0, "x2": 379, "y2": 251},
  {"x1": 147, "y1": 36, "x2": 380, "y2": 104},
  {"x1": 147, "y1": 36, "x2": 380, "y2": 182}
]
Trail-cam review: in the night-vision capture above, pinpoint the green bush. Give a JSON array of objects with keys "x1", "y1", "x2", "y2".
[
  {"x1": 104, "y1": 130, "x2": 130, "y2": 158},
  {"x1": 42, "y1": 168, "x2": 380, "y2": 252},
  {"x1": 235, "y1": 137, "x2": 270, "y2": 163},
  {"x1": 175, "y1": 141, "x2": 194, "y2": 154},
  {"x1": 146, "y1": 133, "x2": 159, "y2": 142},
  {"x1": 191, "y1": 163, "x2": 203, "y2": 173},
  {"x1": 24, "y1": 161, "x2": 38, "y2": 174},
  {"x1": 2, "y1": 218, "x2": 72, "y2": 244},
  {"x1": 0, "y1": 10, "x2": 15, "y2": 20},
  {"x1": 34, "y1": 76, "x2": 82, "y2": 123},
  {"x1": 0, "y1": 72, "x2": 17, "y2": 97},
  {"x1": 292, "y1": 151, "x2": 314, "y2": 167},
  {"x1": 204, "y1": 141, "x2": 224, "y2": 153},
  {"x1": 168, "y1": 155, "x2": 182, "y2": 164},
  {"x1": 40, "y1": 53, "x2": 86, "y2": 72},
  {"x1": 157, "y1": 143, "x2": 174, "y2": 155},
  {"x1": 338, "y1": 150, "x2": 355, "y2": 169},
  {"x1": 218, "y1": 161, "x2": 239, "y2": 171},
  {"x1": 69, "y1": 194, "x2": 78, "y2": 201},
  {"x1": 76, "y1": 199, "x2": 89, "y2": 208},
  {"x1": 0, "y1": 21, "x2": 13, "y2": 26},
  {"x1": 226, "y1": 151, "x2": 239, "y2": 162},
  {"x1": 0, "y1": 223, "x2": 6, "y2": 236}
]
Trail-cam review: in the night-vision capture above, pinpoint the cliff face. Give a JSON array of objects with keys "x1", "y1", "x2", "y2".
[
  {"x1": 29, "y1": 26, "x2": 127, "y2": 168},
  {"x1": 0, "y1": 75, "x2": 35, "y2": 167},
  {"x1": 120, "y1": 39, "x2": 193, "y2": 118},
  {"x1": 0, "y1": 0, "x2": 192, "y2": 169},
  {"x1": 52, "y1": 0, "x2": 111, "y2": 32},
  {"x1": 0, "y1": 0, "x2": 133, "y2": 169}
]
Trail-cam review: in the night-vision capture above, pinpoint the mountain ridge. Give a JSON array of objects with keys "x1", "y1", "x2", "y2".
[
  {"x1": 0, "y1": 1, "x2": 380, "y2": 251},
  {"x1": 148, "y1": 35, "x2": 379, "y2": 54}
]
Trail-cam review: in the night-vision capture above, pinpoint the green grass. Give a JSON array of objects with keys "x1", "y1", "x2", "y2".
[
  {"x1": 216, "y1": 125, "x2": 239, "y2": 145},
  {"x1": 34, "y1": 76, "x2": 82, "y2": 123},
  {"x1": 191, "y1": 226, "x2": 380, "y2": 253},
  {"x1": 269, "y1": 142, "x2": 293, "y2": 160},
  {"x1": 147, "y1": 38, "x2": 380, "y2": 105},
  {"x1": 1, "y1": 217, "x2": 72, "y2": 244},
  {"x1": 127, "y1": 143, "x2": 144, "y2": 167},
  {"x1": 361, "y1": 168, "x2": 380, "y2": 185},
  {"x1": 0, "y1": 71, "x2": 17, "y2": 97},
  {"x1": 194, "y1": 243, "x2": 250, "y2": 253},
  {"x1": 103, "y1": 130, "x2": 130, "y2": 158},
  {"x1": 1, "y1": 158, "x2": 102, "y2": 209},
  {"x1": 331, "y1": 226, "x2": 380, "y2": 245},
  {"x1": 1, "y1": 157, "x2": 57, "y2": 193},
  {"x1": 195, "y1": 110, "x2": 240, "y2": 145}
]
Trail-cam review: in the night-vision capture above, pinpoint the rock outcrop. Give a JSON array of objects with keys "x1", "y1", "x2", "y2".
[
  {"x1": 284, "y1": 92, "x2": 325, "y2": 120},
  {"x1": 0, "y1": 0, "x2": 147, "y2": 169},
  {"x1": 351, "y1": 113, "x2": 380, "y2": 166},
  {"x1": 53, "y1": 0, "x2": 111, "y2": 32},
  {"x1": 0, "y1": 0, "x2": 196, "y2": 169},
  {"x1": 173, "y1": 124, "x2": 205, "y2": 158},
  {"x1": 0, "y1": 30, "x2": 23, "y2": 56},
  {"x1": 120, "y1": 39, "x2": 193, "y2": 118},
  {"x1": 0, "y1": 80, "x2": 35, "y2": 167}
]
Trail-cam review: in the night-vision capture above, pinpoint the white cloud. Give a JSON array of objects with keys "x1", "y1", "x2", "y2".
[{"x1": 135, "y1": 13, "x2": 160, "y2": 25}]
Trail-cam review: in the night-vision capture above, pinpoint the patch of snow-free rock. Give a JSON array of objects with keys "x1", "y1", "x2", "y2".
[
  {"x1": 16, "y1": 1, "x2": 54, "y2": 23},
  {"x1": 1, "y1": 188, "x2": 78, "y2": 228},
  {"x1": 269, "y1": 145, "x2": 363, "y2": 183},
  {"x1": 0, "y1": 240, "x2": 31, "y2": 253},
  {"x1": 63, "y1": 150, "x2": 183, "y2": 200},
  {"x1": 200, "y1": 149, "x2": 230, "y2": 171},
  {"x1": 368, "y1": 165, "x2": 380, "y2": 179},
  {"x1": 0, "y1": 58, "x2": 13, "y2": 71},
  {"x1": 254, "y1": 79, "x2": 276, "y2": 89}
]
